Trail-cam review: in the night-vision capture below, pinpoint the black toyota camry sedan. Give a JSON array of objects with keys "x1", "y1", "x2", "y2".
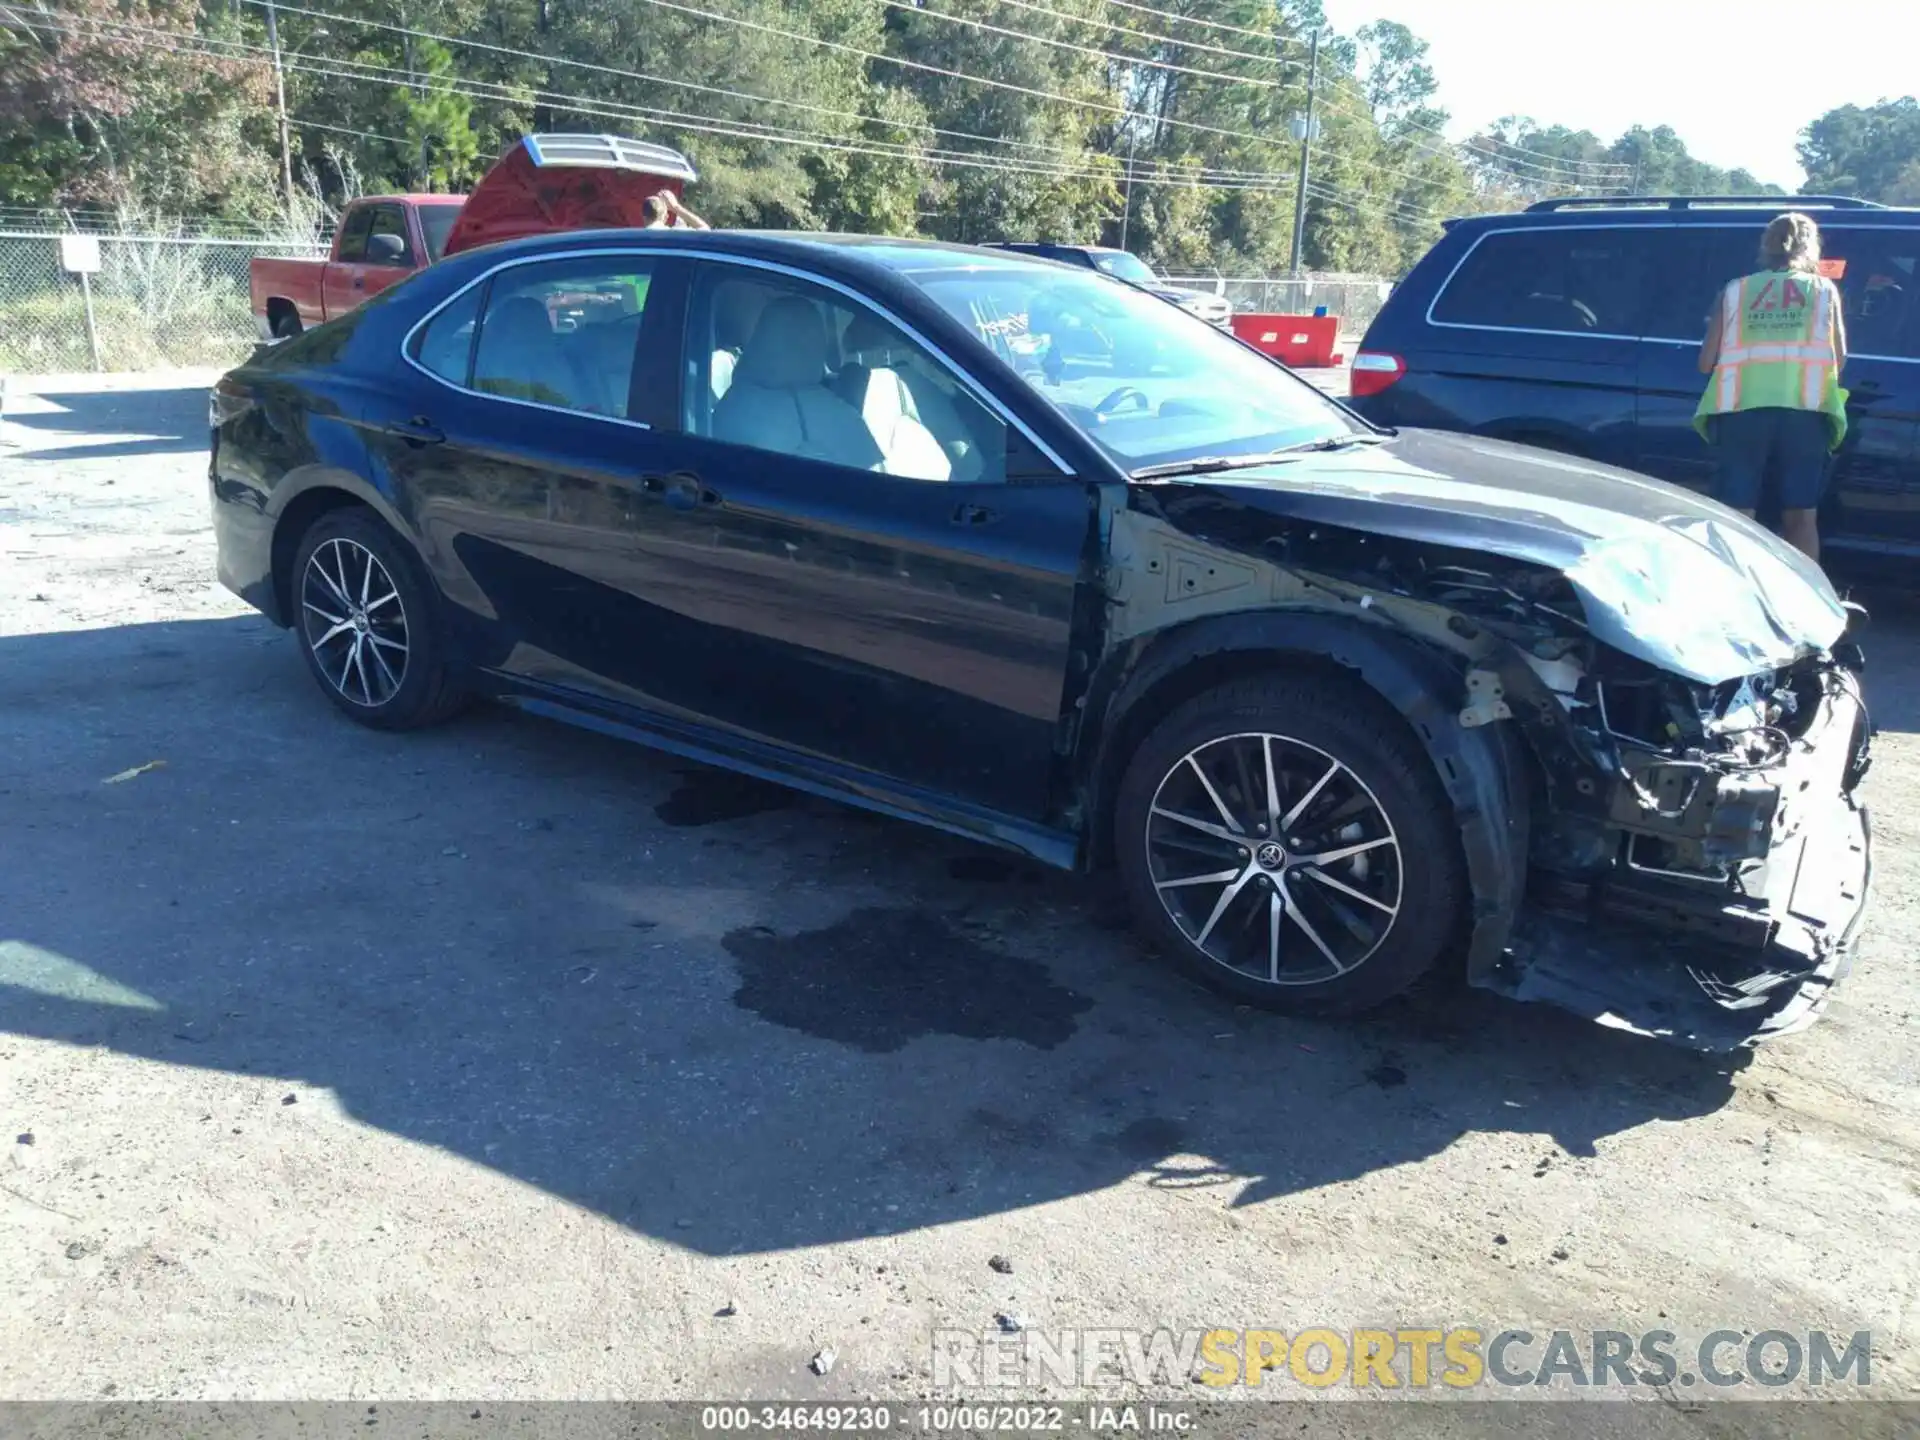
[{"x1": 209, "y1": 228, "x2": 1872, "y2": 1049}]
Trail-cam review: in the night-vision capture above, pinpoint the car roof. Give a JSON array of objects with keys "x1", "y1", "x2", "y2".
[
  {"x1": 431, "y1": 228, "x2": 1080, "y2": 285},
  {"x1": 1442, "y1": 200, "x2": 1920, "y2": 235}
]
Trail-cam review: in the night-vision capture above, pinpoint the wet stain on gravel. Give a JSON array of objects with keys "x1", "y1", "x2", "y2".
[
  {"x1": 1103, "y1": 1116, "x2": 1188, "y2": 1159},
  {"x1": 724, "y1": 907, "x2": 1092, "y2": 1053},
  {"x1": 1365, "y1": 1057, "x2": 1408, "y2": 1090},
  {"x1": 655, "y1": 769, "x2": 795, "y2": 827}
]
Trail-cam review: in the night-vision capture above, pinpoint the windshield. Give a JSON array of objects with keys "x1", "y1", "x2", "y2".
[
  {"x1": 906, "y1": 264, "x2": 1361, "y2": 471},
  {"x1": 1092, "y1": 251, "x2": 1158, "y2": 286},
  {"x1": 418, "y1": 203, "x2": 463, "y2": 262}
]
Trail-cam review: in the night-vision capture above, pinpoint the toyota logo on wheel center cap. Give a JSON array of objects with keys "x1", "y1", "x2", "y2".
[{"x1": 1254, "y1": 841, "x2": 1286, "y2": 870}]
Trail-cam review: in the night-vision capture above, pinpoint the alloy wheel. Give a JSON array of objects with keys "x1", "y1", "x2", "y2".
[
  {"x1": 1144, "y1": 732, "x2": 1403, "y2": 986},
  {"x1": 300, "y1": 536, "x2": 410, "y2": 708}
]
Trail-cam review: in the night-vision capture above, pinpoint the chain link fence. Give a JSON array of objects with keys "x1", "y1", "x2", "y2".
[
  {"x1": 0, "y1": 225, "x2": 1393, "y2": 375},
  {"x1": 1161, "y1": 274, "x2": 1397, "y2": 339},
  {"x1": 0, "y1": 230, "x2": 326, "y2": 373}
]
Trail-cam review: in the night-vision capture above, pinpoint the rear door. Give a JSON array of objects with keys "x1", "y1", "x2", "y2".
[
  {"x1": 1818, "y1": 224, "x2": 1920, "y2": 554},
  {"x1": 1410, "y1": 224, "x2": 1658, "y2": 468},
  {"x1": 366, "y1": 250, "x2": 679, "y2": 693},
  {"x1": 1637, "y1": 222, "x2": 1920, "y2": 546}
]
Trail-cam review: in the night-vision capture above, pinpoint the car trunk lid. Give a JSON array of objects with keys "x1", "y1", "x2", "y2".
[{"x1": 440, "y1": 133, "x2": 698, "y2": 257}]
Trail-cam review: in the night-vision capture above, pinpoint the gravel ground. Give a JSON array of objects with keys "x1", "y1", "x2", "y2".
[{"x1": 2, "y1": 372, "x2": 1918, "y2": 1407}]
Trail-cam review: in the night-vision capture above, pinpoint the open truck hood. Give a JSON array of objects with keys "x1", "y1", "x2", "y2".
[
  {"x1": 440, "y1": 134, "x2": 698, "y2": 257},
  {"x1": 1152, "y1": 427, "x2": 1847, "y2": 686}
]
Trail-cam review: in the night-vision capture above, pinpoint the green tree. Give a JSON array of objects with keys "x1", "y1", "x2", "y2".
[{"x1": 1798, "y1": 97, "x2": 1920, "y2": 200}]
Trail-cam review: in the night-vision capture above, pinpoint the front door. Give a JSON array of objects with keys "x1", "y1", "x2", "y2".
[
  {"x1": 364, "y1": 250, "x2": 681, "y2": 695},
  {"x1": 612, "y1": 259, "x2": 1091, "y2": 822},
  {"x1": 323, "y1": 202, "x2": 418, "y2": 318}
]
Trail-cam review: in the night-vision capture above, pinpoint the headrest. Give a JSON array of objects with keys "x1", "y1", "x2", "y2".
[
  {"x1": 487, "y1": 295, "x2": 554, "y2": 348},
  {"x1": 735, "y1": 297, "x2": 828, "y2": 390},
  {"x1": 842, "y1": 312, "x2": 900, "y2": 356}
]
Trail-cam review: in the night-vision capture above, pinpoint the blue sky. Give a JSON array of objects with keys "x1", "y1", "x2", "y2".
[{"x1": 1318, "y1": 0, "x2": 1919, "y2": 188}]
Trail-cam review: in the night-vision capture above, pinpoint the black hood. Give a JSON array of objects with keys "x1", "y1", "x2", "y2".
[{"x1": 1144, "y1": 427, "x2": 1848, "y2": 685}]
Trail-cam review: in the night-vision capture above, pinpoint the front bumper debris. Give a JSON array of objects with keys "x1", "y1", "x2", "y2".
[{"x1": 1484, "y1": 679, "x2": 1873, "y2": 1050}]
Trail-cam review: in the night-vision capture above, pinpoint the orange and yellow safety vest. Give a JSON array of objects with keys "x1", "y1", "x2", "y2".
[{"x1": 1694, "y1": 268, "x2": 1847, "y2": 450}]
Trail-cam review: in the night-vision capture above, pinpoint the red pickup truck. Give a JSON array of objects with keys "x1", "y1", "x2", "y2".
[{"x1": 249, "y1": 134, "x2": 697, "y2": 340}]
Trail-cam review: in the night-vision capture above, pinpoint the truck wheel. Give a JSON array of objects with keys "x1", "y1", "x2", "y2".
[
  {"x1": 270, "y1": 306, "x2": 302, "y2": 340},
  {"x1": 1114, "y1": 674, "x2": 1464, "y2": 1016}
]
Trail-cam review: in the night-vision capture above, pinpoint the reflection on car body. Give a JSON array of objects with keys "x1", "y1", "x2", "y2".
[{"x1": 208, "y1": 230, "x2": 1872, "y2": 1050}]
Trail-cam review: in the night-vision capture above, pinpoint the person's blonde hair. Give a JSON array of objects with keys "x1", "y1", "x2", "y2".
[{"x1": 1759, "y1": 212, "x2": 1822, "y2": 273}]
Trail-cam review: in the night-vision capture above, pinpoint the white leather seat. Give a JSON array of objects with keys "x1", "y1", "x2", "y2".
[{"x1": 712, "y1": 297, "x2": 881, "y2": 469}]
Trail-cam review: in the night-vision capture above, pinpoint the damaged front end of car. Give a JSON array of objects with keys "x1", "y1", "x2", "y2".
[{"x1": 1099, "y1": 462, "x2": 1872, "y2": 1050}]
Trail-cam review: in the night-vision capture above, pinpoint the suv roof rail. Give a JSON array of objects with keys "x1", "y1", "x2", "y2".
[{"x1": 1524, "y1": 194, "x2": 1882, "y2": 213}]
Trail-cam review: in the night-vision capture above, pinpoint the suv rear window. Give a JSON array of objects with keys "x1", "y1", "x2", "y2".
[{"x1": 1432, "y1": 228, "x2": 1657, "y2": 336}]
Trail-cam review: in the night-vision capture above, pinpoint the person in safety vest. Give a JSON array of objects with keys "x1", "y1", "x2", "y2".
[{"x1": 1695, "y1": 211, "x2": 1849, "y2": 562}]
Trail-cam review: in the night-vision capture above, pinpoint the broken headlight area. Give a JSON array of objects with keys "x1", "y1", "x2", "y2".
[
  {"x1": 1378, "y1": 554, "x2": 1871, "y2": 1049},
  {"x1": 1498, "y1": 646, "x2": 1872, "y2": 1050}
]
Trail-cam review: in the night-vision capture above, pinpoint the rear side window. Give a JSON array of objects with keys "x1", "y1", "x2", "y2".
[
  {"x1": 469, "y1": 257, "x2": 654, "y2": 418},
  {"x1": 1432, "y1": 228, "x2": 1658, "y2": 336},
  {"x1": 1647, "y1": 225, "x2": 1920, "y2": 357},
  {"x1": 1823, "y1": 228, "x2": 1920, "y2": 359},
  {"x1": 411, "y1": 285, "x2": 481, "y2": 384}
]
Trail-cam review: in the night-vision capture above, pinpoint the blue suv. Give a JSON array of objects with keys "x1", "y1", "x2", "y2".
[{"x1": 1350, "y1": 196, "x2": 1920, "y2": 563}]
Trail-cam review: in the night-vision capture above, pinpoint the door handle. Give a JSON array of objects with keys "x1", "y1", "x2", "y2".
[
  {"x1": 382, "y1": 415, "x2": 443, "y2": 445},
  {"x1": 951, "y1": 502, "x2": 998, "y2": 526},
  {"x1": 656, "y1": 471, "x2": 717, "y2": 510},
  {"x1": 351, "y1": 274, "x2": 366, "y2": 290}
]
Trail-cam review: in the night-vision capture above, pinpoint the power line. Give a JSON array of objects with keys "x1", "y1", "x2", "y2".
[
  {"x1": 619, "y1": 0, "x2": 1300, "y2": 155},
  {"x1": 247, "y1": 0, "x2": 1127, "y2": 173},
  {"x1": 1002, "y1": 0, "x2": 1632, "y2": 180},
  {"x1": 881, "y1": 0, "x2": 1306, "y2": 91},
  {"x1": 247, "y1": 0, "x2": 1307, "y2": 186},
  {"x1": 14, "y1": 13, "x2": 1298, "y2": 193}
]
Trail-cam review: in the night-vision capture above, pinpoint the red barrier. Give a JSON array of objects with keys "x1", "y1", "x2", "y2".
[{"x1": 1232, "y1": 313, "x2": 1340, "y2": 368}]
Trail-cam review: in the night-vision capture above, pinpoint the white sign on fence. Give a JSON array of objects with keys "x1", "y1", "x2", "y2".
[{"x1": 58, "y1": 234, "x2": 102, "y2": 274}]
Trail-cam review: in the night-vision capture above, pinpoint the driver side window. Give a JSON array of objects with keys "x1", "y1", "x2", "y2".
[{"x1": 684, "y1": 265, "x2": 1007, "y2": 483}]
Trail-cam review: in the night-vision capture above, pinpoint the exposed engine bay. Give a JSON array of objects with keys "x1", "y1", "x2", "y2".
[{"x1": 1104, "y1": 475, "x2": 1873, "y2": 1050}]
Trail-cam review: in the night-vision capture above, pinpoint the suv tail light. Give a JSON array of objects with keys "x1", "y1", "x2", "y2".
[{"x1": 1349, "y1": 350, "x2": 1405, "y2": 399}]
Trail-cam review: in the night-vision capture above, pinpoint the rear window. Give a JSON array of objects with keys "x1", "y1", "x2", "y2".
[{"x1": 1432, "y1": 228, "x2": 1658, "y2": 336}]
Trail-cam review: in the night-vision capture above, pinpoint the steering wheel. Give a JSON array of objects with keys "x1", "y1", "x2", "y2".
[{"x1": 1094, "y1": 385, "x2": 1151, "y2": 419}]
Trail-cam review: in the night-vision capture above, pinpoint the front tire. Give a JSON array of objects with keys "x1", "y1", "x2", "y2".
[
  {"x1": 291, "y1": 508, "x2": 468, "y2": 730},
  {"x1": 1114, "y1": 674, "x2": 1464, "y2": 1016}
]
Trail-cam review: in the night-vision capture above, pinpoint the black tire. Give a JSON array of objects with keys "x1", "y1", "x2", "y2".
[
  {"x1": 290, "y1": 507, "x2": 469, "y2": 730},
  {"x1": 270, "y1": 306, "x2": 302, "y2": 340},
  {"x1": 1114, "y1": 673, "x2": 1464, "y2": 1016}
]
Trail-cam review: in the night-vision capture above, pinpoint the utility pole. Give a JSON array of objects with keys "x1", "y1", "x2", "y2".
[
  {"x1": 265, "y1": 0, "x2": 295, "y2": 216},
  {"x1": 1288, "y1": 26, "x2": 1321, "y2": 279},
  {"x1": 1120, "y1": 128, "x2": 1138, "y2": 251}
]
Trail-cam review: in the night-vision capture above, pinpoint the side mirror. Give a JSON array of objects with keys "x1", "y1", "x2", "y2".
[{"x1": 366, "y1": 232, "x2": 408, "y2": 266}]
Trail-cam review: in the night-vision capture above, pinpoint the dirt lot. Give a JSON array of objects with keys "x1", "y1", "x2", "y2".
[{"x1": 2, "y1": 372, "x2": 1919, "y2": 1405}]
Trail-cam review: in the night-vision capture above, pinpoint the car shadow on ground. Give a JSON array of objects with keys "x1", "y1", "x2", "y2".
[
  {"x1": 0, "y1": 612, "x2": 1822, "y2": 1257},
  {"x1": 3, "y1": 386, "x2": 209, "y2": 461}
]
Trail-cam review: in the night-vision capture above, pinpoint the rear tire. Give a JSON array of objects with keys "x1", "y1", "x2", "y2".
[
  {"x1": 270, "y1": 306, "x2": 302, "y2": 340},
  {"x1": 290, "y1": 508, "x2": 468, "y2": 731},
  {"x1": 1114, "y1": 673, "x2": 1464, "y2": 1016}
]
